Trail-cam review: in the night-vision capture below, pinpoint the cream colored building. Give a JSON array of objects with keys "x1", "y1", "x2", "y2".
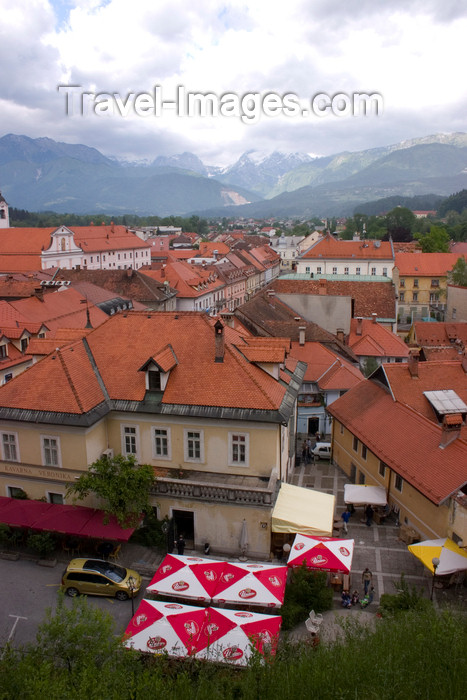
[{"x1": 0, "y1": 312, "x2": 305, "y2": 559}]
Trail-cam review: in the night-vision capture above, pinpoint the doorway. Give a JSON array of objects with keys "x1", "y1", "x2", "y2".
[
  {"x1": 172, "y1": 509, "x2": 194, "y2": 548},
  {"x1": 307, "y1": 417, "x2": 319, "y2": 435}
]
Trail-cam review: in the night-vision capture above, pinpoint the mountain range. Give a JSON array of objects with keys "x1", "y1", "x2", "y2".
[{"x1": 0, "y1": 132, "x2": 466, "y2": 218}]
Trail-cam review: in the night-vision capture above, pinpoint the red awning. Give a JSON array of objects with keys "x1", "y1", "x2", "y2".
[{"x1": 0, "y1": 497, "x2": 135, "y2": 542}]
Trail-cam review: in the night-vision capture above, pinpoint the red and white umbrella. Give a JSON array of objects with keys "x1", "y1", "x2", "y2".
[
  {"x1": 124, "y1": 599, "x2": 282, "y2": 666},
  {"x1": 124, "y1": 599, "x2": 198, "y2": 658},
  {"x1": 146, "y1": 554, "x2": 227, "y2": 602},
  {"x1": 212, "y1": 561, "x2": 287, "y2": 608},
  {"x1": 194, "y1": 608, "x2": 282, "y2": 666},
  {"x1": 287, "y1": 534, "x2": 354, "y2": 574},
  {"x1": 147, "y1": 555, "x2": 288, "y2": 608}
]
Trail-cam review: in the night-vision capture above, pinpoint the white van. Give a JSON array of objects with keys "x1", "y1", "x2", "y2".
[{"x1": 311, "y1": 442, "x2": 332, "y2": 460}]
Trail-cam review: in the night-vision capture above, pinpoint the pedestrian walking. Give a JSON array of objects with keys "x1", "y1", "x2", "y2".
[
  {"x1": 362, "y1": 567, "x2": 373, "y2": 595},
  {"x1": 365, "y1": 504, "x2": 374, "y2": 527},
  {"x1": 175, "y1": 534, "x2": 186, "y2": 555},
  {"x1": 341, "y1": 510, "x2": 351, "y2": 534}
]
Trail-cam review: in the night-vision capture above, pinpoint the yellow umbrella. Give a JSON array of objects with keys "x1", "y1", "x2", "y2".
[{"x1": 408, "y1": 538, "x2": 467, "y2": 575}]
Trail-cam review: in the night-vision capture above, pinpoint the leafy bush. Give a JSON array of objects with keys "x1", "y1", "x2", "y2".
[
  {"x1": 26, "y1": 531, "x2": 56, "y2": 558},
  {"x1": 130, "y1": 513, "x2": 169, "y2": 550},
  {"x1": 281, "y1": 565, "x2": 333, "y2": 630},
  {"x1": 379, "y1": 574, "x2": 431, "y2": 616}
]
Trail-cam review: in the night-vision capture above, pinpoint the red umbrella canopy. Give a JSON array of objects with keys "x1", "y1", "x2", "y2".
[{"x1": 287, "y1": 534, "x2": 354, "y2": 574}]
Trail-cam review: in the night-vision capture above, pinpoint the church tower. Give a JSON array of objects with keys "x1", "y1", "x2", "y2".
[{"x1": 0, "y1": 192, "x2": 10, "y2": 228}]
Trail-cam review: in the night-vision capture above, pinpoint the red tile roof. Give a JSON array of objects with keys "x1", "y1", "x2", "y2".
[
  {"x1": 0, "y1": 312, "x2": 304, "y2": 416},
  {"x1": 289, "y1": 341, "x2": 363, "y2": 388},
  {"x1": 9, "y1": 288, "x2": 108, "y2": 332},
  {"x1": 380, "y1": 360, "x2": 467, "y2": 433},
  {"x1": 301, "y1": 234, "x2": 393, "y2": 260},
  {"x1": 394, "y1": 252, "x2": 465, "y2": 276},
  {"x1": 348, "y1": 319, "x2": 410, "y2": 358},
  {"x1": 269, "y1": 278, "x2": 396, "y2": 319},
  {"x1": 328, "y1": 380, "x2": 467, "y2": 504}
]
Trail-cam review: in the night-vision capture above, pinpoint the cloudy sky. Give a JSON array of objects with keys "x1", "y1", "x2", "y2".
[{"x1": 1, "y1": 0, "x2": 466, "y2": 166}]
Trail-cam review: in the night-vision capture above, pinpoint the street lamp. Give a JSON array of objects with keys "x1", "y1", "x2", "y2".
[
  {"x1": 128, "y1": 576, "x2": 136, "y2": 617},
  {"x1": 430, "y1": 557, "x2": 440, "y2": 601}
]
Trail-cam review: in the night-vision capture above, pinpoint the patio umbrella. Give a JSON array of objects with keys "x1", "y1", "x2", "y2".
[
  {"x1": 146, "y1": 554, "x2": 227, "y2": 602},
  {"x1": 408, "y1": 538, "x2": 467, "y2": 575},
  {"x1": 212, "y1": 561, "x2": 288, "y2": 608},
  {"x1": 287, "y1": 534, "x2": 355, "y2": 574}
]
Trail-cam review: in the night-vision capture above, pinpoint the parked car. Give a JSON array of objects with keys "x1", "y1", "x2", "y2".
[
  {"x1": 61, "y1": 558, "x2": 142, "y2": 600},
  {"x1": 311, "y1": 442, "x2": 332, "y2": 460}
]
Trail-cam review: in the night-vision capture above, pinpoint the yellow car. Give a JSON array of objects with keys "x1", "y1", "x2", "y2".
[{"x1": 62, "y1": 558, "x2": 142, "y2": 601}]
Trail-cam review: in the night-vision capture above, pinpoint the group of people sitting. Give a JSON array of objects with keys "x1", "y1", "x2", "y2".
[{"x1": 341, "y1": 586, "x2": 375, "y2": 609}]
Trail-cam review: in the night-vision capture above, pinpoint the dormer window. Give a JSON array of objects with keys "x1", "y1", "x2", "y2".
[{"x1": 148, "y1": 369, "x2": 161, "y2": 391}]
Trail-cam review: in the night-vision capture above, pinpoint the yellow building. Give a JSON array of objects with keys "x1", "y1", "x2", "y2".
[
  {"x1": 0, "y1": 312, "x2": 306, "y2": 559},
  {"x1": 327, "y1": 356, "x2": 467, "y2": 546},
  {"x1": 393, "y1": 252, "x2": 463, "y2": 324}
]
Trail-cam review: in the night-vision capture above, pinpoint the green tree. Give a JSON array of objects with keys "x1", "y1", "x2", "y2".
[
  {"x1": 413, "y1": 225, "x2": 450, "y2": 252},
  {"x1": 67, "y1": 454, "x2": 154, "y2": 527},
  {"x1": 449, "y1": 256, "x2": 467, "y2": 286},
  {"x1": 384, "y1": 206, "x2": 415, "y2": 241}
]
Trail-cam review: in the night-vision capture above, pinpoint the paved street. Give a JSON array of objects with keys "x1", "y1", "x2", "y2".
[{"x1": 1, "y1": 458, "x2": 465, "y2": 650}]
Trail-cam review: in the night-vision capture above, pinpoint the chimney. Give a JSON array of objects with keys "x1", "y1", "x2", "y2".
[
  {"x1": 34, "y1": 287, "x2": 44, "y2": 302},
  {"x1": 214, "y1": 319, "x2": 224, "y2": 363},
  {"x1": 298, "y1": 326, "x2": 306, "y2": 346},
  {"x1": 408, "y1": 349, "x2": 420, "y2": 377},
  {"x1": 318, "y1": 279, "x2": 327, "y2": 295},
  {"x1": 439, "y1": 414, "x2": 462, "y2": 448},
  {"x1": 126, "y1": 268, "x2": 134, "y2": 279},
  {"x1": 336, "y1": 328, "x2": 345, "y2": 343},
  {"x1": 267, "y1": 290, "x2": 275, "y2": 298},
  {"x1": 372, "y1": 313, "x2": 377, "y2": 324},
  {"x1": 356, "y1": 317, "x2": 363, "y2": 336}
]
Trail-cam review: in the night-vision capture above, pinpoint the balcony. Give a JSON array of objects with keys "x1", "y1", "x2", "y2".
[{"x1": 151, "y1": 470, "x2": 276, "y2": 506}]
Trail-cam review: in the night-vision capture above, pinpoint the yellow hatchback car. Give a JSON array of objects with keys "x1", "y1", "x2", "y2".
[{"x1": 62, "y1": 558, "x2": 142, "y2": 601}]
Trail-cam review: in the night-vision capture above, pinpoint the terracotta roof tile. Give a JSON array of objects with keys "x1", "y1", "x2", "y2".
[
  {"x1": 394, "y1": 252, "x2": 465, "y2": 276},
  {"x1": 348, "y1": 319, "x2": 409, "y2": 358},
  {"x1": 302, "y1": 234, "x2": 393, "y2": 260},
  {"x1": 328, "y1": 380, "x2": 467, "y2": 504}
]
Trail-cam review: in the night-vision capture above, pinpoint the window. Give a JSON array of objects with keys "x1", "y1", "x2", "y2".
[
  {"x1": 154, "y1": 427, "x2": 171, "y2": 460},
  {"x1": 350, "y1": 463, "x2": 357, "y2": 482},
  {"x1": 305, "y1": 267, "x2": 310, "y2": 273},
  {"x1": 361, "y1": 445, "x2": 367, "y2": 460},
  {"x1": 399, "y1": 292, "x2": 405, "y2": 302},
  {"x1": 371, "y1": 267, "x2": 376, "y2": 276},
  {"x1": 2, "y1": 433, "x2": 18, "y2": 461},
  {"x1": 431, "y1": 279, "x2": 439, "y2": 287},
  {"x1": 358, "y1": 471, "x2": 366, "y2": 484},
  {"x1": 356, "y1": 267, "x2": 361, "y2": 275},
  {"x1": 382, "y1": 267, "x2": 387, "y2": 276},
  {"x1": 352, "y1": 436, "x2": 358, "y2": 451},
  {"x1": 90, "y1": 257, "x2": 93, "y2": 263},
  {"x1": 394, "y1": 474, "x2": 403, "y2": 492},
  {"x1": 332, "y1": 266, "x2": 337, "y2": 274},
  {"x1": 184, "y1": 430, "x2": 204, "y2": 462},
  {"x1": 379, "y1": 461, "x2": 386, "y2": 477},
  {"x1": 148, "y1": 370, "x2": 161, "y2": 391},
  {"x1": 4, "y1": 373, "x2": 13, "y2": 384},
  {"x1": 48, "y1": 492, "x2": 64, "y2": 504},
  {"x1": 42, "y1": 436, "x2": 60, "y2": 467},
  {"x1": 412, "y1": 292, "x2": 418, "y2": 302},
  {"x1": 0, "y1": 345, "x2": 7, "y2": 359},
  {"x1": 340, "y1": 423, "x2": 344, "y2": 434},
  {"x1": 316, "y1": 266, "x2": 322, "y2": 274},
  {"x1": 413, "y1": 279, "x2": 419, "y2": 288},
  {"x1": 20, "y1": 338, "x2": 28, "y2": 352},
  {"x1": 344, "y1": 267, "x2": 349, "y2": 275},
  {"x1": 123, "y1": 426, "x2": 138, "y2": 456},
  {"x1": 229, "y1": 432, "x2": 249, "y2": 467},
  {"x1": 400, "y1": 279, "x2": 405, "y2": 288},
  {"x1": 8, "y1": 486, "x2": 27, "y2": 499},
  {"x1": 452, "y1": 308, "x2": 457, "y2": 320}
]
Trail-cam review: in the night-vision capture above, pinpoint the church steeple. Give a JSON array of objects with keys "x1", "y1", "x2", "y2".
[{"x1": 0, "y1": 192, "x2": 10, "y2": 229}]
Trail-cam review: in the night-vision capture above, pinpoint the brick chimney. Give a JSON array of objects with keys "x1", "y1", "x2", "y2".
[
  {"x1": 372, "y1": 312, "x2": 377, "y2": 324},
  {"x1": 298, "y1": 326, "x2": 306, "y2": 346},
  {"x1": 318, "y1": 279, "x2": 327, "y2": 295},
  {"x1": 408, "y1": 349, "x2": 420, "y2": 377},
  {"x1": 336, "y1": 328, "x2": 345, "y2": 343},
  {"x1": 356, "y1": 317, "x2": 363, "y2": 336},
  {"x1": 439, "y1": 414, "x2": 462, "y2": 448},
  {"x1": 214, "y1": 319, "x2": 224, "y2": 363},
  {"x1": 34, "y1": 287, "x2": 44, "y2": 302}
]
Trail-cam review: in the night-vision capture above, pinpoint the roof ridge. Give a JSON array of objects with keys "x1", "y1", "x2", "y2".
[
  {"x1": 56, "y1": 349, "x2": 84, "y2": 413},
  {"x1": 227, "y1": 340, "x2": 280, "y2": 410}
]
